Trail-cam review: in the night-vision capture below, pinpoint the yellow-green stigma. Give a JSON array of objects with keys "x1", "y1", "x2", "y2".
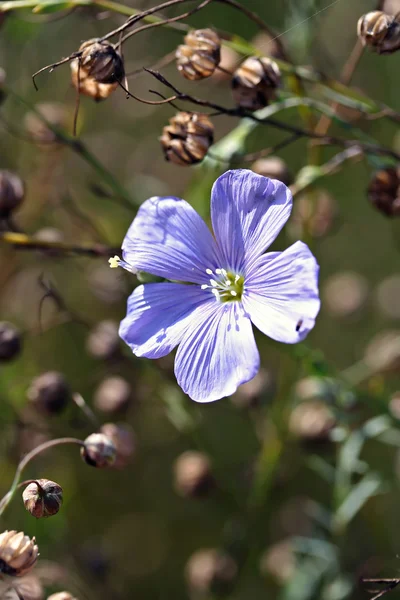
[{"x1": 201, "y1": 268, "x2": 245, "y2": 303}]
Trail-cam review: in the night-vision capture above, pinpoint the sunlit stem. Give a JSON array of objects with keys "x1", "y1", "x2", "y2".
[
  {"x1": 0, "y1": 438, "x2": 84, "y2": 517},
  {"x1": 72, "y1": 393, "x2": 100, "y2": 428}
]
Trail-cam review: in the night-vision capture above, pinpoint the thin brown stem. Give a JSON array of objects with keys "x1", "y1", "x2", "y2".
[
  {"x1": 119, "y1": 0, "x2": 213, "y2": 45},
  {"x1": 0, "y1": 438, "x2": 83, "y2": 516},
  {"x1": 144, "y1": 69, "x2": 400, "y2": 161},
  {"x1": 0, "y1": 231, "x2": 120, "y2": 257}
]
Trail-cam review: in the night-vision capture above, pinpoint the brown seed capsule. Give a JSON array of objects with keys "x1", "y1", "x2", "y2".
[
  {"x1": 94, "y1": 376, "x2": 132, "y2": 414},
  {"x1": 70, "y1": 39, "x2": 124, "y2": 102},
  {"x1": 81, "y1": 433, "x2": 116, "y2": 468},
  {"x1": 364, "y1": 330, "x2": 400, "y2": 373},
  {"x1": 322, "y1": 272, "x2": 369, "y2": 319},
  {"x1": 0, "y1": 531, "x2": 39, "y2": 577},
  {"x1": 23, "y1": 479, "x2": 63, "y2": 519},
  {"x1": 287, "y1": 191, "x2": 337, "y2": 240},
  {"x1": 100, "y1": 423, "x2": 135, "y2": 469},
  {"x1": 231, "y1": 56, "x2": 281, "y2": 111},
  {"x1": 10, "y1": 573, "x2": 44, "y2": 600},
  {"x1": 0, "y1": 171, "x2": 25, "y2": 219},
  {"x1": 86, "y1": 320, "x2": 120, "y2": 360},
  {"x1": 289, "y1": 401, "x2": 335, "y2": 442},
  {"x1": 259, "y1": 539, "x2": 295, "y2": 584},
  {"x1": 47, "y1": 593, "x2": 77, "y2": 600},
  {"x1": 231, "y1": 369, "x2": 276, "y2": 409},
  {"x1": 176, "y1": 29, "x2": 221, "y2": 80},
  {"x1": 185, "y1": 549, "x2": 237, "y2": 595},
  {"x1": 173, "y1": 451, "x2": 215, "y2": 498},
  {"x1": 160, "y1": 112, "x2": 214, "y2": 166},
  {"x1": 367, "y1": 166, "x2": 400, "y2": 216},
  {"x1": 27, "y1": 372, "x2": 71, "y2": 415},
  {"x1": 24, "y1": 103, "x2": 68, "y2": 146},
  {"x1": 251, "y1": 157, "x2": 293, "y2": 185},
  {"x1": 357, "y1": 11, "x2": 400, "y2": 54},
  {"x1": 0, "y1": 322, "x2": 22, "y2": 362}
]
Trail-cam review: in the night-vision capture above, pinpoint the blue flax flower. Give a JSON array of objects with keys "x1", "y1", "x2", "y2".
[{"x1": 117, "y1": 169, "x2": 320, "y2": 402}]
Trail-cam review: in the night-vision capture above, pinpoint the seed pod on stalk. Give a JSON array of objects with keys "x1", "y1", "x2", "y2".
[
  {"x1": 231, "y1": 56, "x2": 281, "y2": 111},
  {"x1": 70, "y1": 39, "x2": 124, "y2": 101},
  {"x1": 176, "y1": 29, "x2": 221, "y2": 80},
  {"x1": 22, "y1": 479, "x2": 63, "y2": 519},
  {"x1": 160, "y1": 112, "x2": 214, "y2": 166},
  {"x1": 357, "y1": 11, "x2": 400, "y2": 54},
  {"x1": 0, "y1": 531, "x2": 39, "y2": 577}
]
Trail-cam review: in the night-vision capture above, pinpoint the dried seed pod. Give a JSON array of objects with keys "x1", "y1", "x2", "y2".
[
  {"x1": 86, "y1": 320, "x2": 120, "y2": 360},
  {"x1": 0, "y1": 171, "x2": 25, "y2": 219},
  {"x1": 289, "y1": 401, "x2": 335, "y2": 442},
  {"x1": 24, "y1": 103, "x2": 68, "y2": 145},
  {"x1": 231, "y1": 56, "x2": 281, "y2": 111},
  {"x1": 176, "y1": 28, "x2": 221, "y2": 80},
  {"x1": 0, "y1": 322, "x2": 22, "y2": 362},
  {"x1": 81, "y1": 433, "x2": 116, "y2": 468},
  {"x1": 375, "y1": 274, "x2": 400, "y2": 319},
  {"x1": 10, "y1": 574, "x2": 44, "y2": 600},
  {"x1": 287, "y1": 191, "x2": 338, "y2": 240},
  {"x1": 251, "y1": 157, "x2": 293, "y2": 185},
  {"x1": 173, "y1": 451, "x2": 215, "y2": 498},
  {"x1": 23, "y1": 479, "x2": 63, "y2": 519},
  {"x1": 323, "y1": 271, "x2": 369, "y2": 319},
  {"x1": 47, "y1": 593, "x2": 77, "y2": 600},
  {"x1": 100, "y1": 423, "x2": 135, "y2": 469},
  {"x1": 27, "y1": 372, "x2": 71, "y2": 415},
  {"x1": 94, "y1": 376, "x2": 132, "y2": 414},
  {"x1": 160, "y1": 112, "x2": 214, "y2": 166},
  {"x1": 367, "y1": 166, "x2": 400, "y2": 216},
  {"x1": 231, "y1": 369, "x2": 276, "y2": 409},
  {"x1": 70, "y1": 40, "x2": 124, "y2": 102},
  {"x1": 364, "y1": 330, "x2": 400, "y2": 373},
  {"x1": 357, "y1": 11, "x2": 400, "y2": 54},
  {"x1": 260, "y1": 539, "x2": 295, "y2": 584},
  {"x1": 0, "y1": 531, "x2": 39, "y2": 577},
  {"x1": 185, "y1": 549, "x2": 237, "y2": 595},
  {"x1": 79, "y1": 39, "x2": 124, "y2": 83}
]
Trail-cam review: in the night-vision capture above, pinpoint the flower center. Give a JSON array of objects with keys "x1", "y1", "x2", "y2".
[{"x1": 201, "y1": 268, "x2": 245, "y2": 303}]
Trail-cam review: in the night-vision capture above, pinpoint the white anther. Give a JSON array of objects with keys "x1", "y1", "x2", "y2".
[
  {"x1": 206, "y1": 268, "x2": 213, "y2": 275},
  {"x1": 210, "y1": 279, "x2": 217, "y2": 287},
  {"x1": 230, "y1": 291, "x2": 237, "y2": 297},
  {"x1": 201, "y1": 284, "x2": 208, "y2": 290},
  {"x1": 215, "y1": 268, "x2": 222, "y2": 274}
]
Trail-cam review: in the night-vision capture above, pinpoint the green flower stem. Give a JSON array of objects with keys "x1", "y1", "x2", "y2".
[{"x1": 0, "y1": 438, "x2": 83, "y2": 517}]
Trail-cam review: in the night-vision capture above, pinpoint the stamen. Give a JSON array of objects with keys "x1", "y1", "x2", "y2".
[
  {"x1": 201, "y1": 266, "x2": 245, "y2": 304},
  {"x1": 109, "y1": 255, "x2": 121, "y2": 269}
]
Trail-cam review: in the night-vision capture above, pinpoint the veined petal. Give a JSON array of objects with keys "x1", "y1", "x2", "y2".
[
  {"x1": 243, "y1": 241, "x2": 320, "y2": 344},
  {"x1": 175, "y1": 301, "x2": 260, "y2": 402},
  {"x1": 211, "y1": 170, "x2": 292, "y2": 273},
  {"x1": 122, "y1": 196, "x2": 220, "y2": 284},
  {"x1": 119, "y1": 283, "x2": 207, "y2": 358}
]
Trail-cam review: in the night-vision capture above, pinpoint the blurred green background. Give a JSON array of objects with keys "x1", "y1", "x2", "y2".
[{"x1": 1, "y1": 0, "x2": 400, "y2": 599}]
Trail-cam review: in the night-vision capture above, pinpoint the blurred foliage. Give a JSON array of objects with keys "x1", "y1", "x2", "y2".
[{"x1": 1, "y1": 1, "x2": 400, "y2": 600}]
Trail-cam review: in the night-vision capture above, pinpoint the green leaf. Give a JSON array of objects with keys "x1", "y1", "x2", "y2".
[{"x1": 333, "y1": 473, "x2": 384, "y2": 533}]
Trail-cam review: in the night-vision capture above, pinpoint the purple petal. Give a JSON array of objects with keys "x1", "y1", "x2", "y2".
[
  {"x1": 122, "y1": 196, "x2": 220, "y2": 284},
  {"x1": 119, "y1": 283, "x2": 207, "y2": 358},
  {"x1": 175, "y1": 301, "x2": 260, "y2": 402},
  {"x1": 242, "y1": 241, "x2": 320, "y2": 344},
  {"x1": 211, "y1": 170, "x2": 292, "y2": 273}
]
